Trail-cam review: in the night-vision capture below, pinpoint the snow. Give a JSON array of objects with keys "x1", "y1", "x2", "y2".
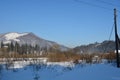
[
  {"x1": 4, "y1": 59, "x2": 74, "y2": 69},
  {"x1": 8, "y1": 61, "x2": 30, "y2": 69},
  {"x1": 1, "y1": 58, "x2": 120, "y2": 80},
  {"x1": 4, "y1": 32, "x2": 28, "y2": 42},
  {"x1": 95, "y1": 43, "x2": 101, "y2": 47},
  {"x1": 46, "y1": 62, "x2": 75, "y2": 67},
  {"x1": 54, "y1": 64, "x2": 120, "y2": 80},
  {"x1": 1, "y1": 63, "x2": 120, "y2": 80},
  {"x1": 3, "y1": 41, "x2": 11, "y2": 44},
  {"x1": 13, "y1": 39, "x2": 20, "y2": 42}
]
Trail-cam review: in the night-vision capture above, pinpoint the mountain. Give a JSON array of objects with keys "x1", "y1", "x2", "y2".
[
  {"x1": 73, "y1": 40, "x2": 115, "y2": 54},
  {"x1": 0, "y1": 32, "x2": 69, "y2": 51}
]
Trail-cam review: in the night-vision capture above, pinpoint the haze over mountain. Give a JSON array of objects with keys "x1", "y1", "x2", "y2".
[
  {"x1": 0, "y1": 32, "x2": 69, "y2": 51},
  {"x1": 73, "y1": 40, "x2": 116, "y2": 54}
]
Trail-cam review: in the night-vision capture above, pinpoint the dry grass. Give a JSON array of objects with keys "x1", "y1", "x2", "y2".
[{"x1": 0, "y1": 48, "x2": 116, "y2": 63}]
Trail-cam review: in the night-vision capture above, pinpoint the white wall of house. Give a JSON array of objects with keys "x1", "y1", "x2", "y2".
[{"x1": 114, "y1": 50, "x2": 120, "y2": 53}]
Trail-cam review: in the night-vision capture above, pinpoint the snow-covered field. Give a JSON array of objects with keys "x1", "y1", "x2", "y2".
[{"x1": 0, "y1": 61, "x2": 120, "y2": 80}]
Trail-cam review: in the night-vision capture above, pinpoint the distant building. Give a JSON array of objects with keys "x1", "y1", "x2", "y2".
[
  {"x1": 92, "y1": 55, "x2": 100, "y2": 63},
  {"x1": 114, "y1": 50, "x2": 120, "y2": 54}
]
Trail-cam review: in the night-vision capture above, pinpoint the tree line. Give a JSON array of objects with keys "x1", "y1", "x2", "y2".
[
  {"x1": 0, "y1": 41, "x2": 48, "y2": 58},
  {"x1": 0, "y1": 41, "x2": 116, "y2": 63}
]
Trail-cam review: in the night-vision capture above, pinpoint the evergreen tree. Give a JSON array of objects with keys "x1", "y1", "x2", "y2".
[
  {"x1": 0, "y1": 41, "x2": 4, "y2": 48},
  {"x1": 21, "y1": 44, "x2": 28, "y2": 54},
  {"x1": 30, "y1": 45, "x2": 34, "y2": 54},
  {"x1": 6, "y1": 43, "x2": 10, "y2": 52},
  {"x1": 25, "y1": 44, "x2": 27, "y2": 54},
  {"x1": 27, "y1": 44, "x2": 32, "y2": 54},
  {"x1": 21, "y1": 45, "x2": 26, "y2": 54},
  {"x1": 20, "y1": 45, "x2": 24, "y2": 54},
  {"x1": 10, "y1": 42, "x2": 14, "y2": 51},
  {"x1": 15, "y1": 42, "x2": 20, "y2": 53},
  {"x1": 35, "y1": 44, "x2": 39, "y2": 51}
]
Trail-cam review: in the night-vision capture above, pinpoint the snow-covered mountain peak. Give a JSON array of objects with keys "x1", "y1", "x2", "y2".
[
  {"x1": 4, "y1": 32, "x2": 29, "y2": 40},
  {"x1": 0, "y1": 32, "x2": 69, "y2": 51}
]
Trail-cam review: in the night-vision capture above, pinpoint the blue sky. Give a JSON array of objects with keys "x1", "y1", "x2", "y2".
[{"x1": 0, "y1": 0, "x2": 120, "y2": 47}]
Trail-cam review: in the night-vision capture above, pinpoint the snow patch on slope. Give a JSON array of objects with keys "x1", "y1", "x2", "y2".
[
  {"x1": 4, "y1": 32, "x2": 28, "y2": 43},
  {"x1": 5, "y1": 32, "x2": 28, "y2": 40},
  {"x1": 3, "y1": 41, "x2": 11, "y2": 44}
]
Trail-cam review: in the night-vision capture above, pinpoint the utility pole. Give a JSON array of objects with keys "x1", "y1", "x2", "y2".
[{"x1": 114, "y1": 8, "x2": 120, "y2": 68}]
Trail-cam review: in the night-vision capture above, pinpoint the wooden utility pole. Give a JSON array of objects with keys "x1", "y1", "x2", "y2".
[{"x1": 114, "y1": 8, "x2": 120, "y2": 68}]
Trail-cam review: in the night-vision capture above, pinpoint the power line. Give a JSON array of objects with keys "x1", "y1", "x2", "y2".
[
  {"x1": 74, "y1": 0, "x2": 120, "y2": 13},
  {"x1": 103, "y1": 24, "x2": 114, "y2": 53},
  {"x1": 94, "y1": 0, "x2": 120, "y2": 13},
  {"x1": 94, "y1": 0, "x2": 120, "y2": 8},
  {"x1": 74, "y1": 0, "x2": 113, "y2": 11},
  {"x1": 109, "y1": 24, "x2": 114, "y2": 40}
]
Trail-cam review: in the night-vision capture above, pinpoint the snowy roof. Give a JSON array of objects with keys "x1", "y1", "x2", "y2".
[{"x1": 114, "y1": 50, "x2": 120, "y2": 53}]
